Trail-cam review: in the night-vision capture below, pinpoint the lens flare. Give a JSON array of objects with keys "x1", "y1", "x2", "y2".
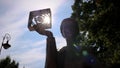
[{"x1": 43, "y1": 15, "x2": 50, "y2": 24}]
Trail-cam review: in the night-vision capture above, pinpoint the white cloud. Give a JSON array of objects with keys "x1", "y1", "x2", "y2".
[
  {"x1": 0, "y1": 0, "x2": 73, "y2": 68},
  {"x1": 55, "y1": 36, "x2": 66, "y2": 50},
  {"x1": 0, "y1": 0, "x2": 68, "y2": 42},
  {"x1": 9, "y1": 36, "x2": 65, "y2": 68},
  {"x1": 0, "y1": 35, "x2": 66, "y2": 68},
  {"x1": 0, "y1": 0, "x2": 65, "y2": 51},
  {"x1": 3, "y1": 39, "x2": 47, "y2": 68},
  {"x1": 15, "y1": 48, "x2": 45, "y2": 64}
]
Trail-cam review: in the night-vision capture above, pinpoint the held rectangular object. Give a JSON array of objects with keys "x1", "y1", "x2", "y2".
[{"x1": 28, "y1": 8, "x2": 52, "y2": 31}]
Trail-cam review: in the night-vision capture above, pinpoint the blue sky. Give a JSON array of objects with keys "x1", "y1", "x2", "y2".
[{"x1": 0, "y1": 0, "x2": 74, "y2": 68}]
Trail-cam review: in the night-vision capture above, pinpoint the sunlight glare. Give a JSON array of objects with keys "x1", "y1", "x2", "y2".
[{"x1": 43, "y1": 14, "x2": 50, "y2": 24}]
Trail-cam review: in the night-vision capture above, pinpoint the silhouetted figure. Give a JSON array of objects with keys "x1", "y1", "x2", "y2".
[
  {"x1": 33, "y1": 18, "x2": 102, "y2": 68},
  {"x1": 57, "y1": 18, "x2": 80, "y2": 68}
]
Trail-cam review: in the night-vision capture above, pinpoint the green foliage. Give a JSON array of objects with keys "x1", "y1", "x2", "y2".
[
  {"x1": 0, "y1": 56, "x2": 19, "y2": 68},
  {"x1": 71, "y1": 0, "x2": 120, "y2": 67}
]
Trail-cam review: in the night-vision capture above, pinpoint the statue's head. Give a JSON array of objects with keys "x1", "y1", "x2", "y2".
[{"x1": 60, "y1": 18, "x2": 79, "y2": 40}]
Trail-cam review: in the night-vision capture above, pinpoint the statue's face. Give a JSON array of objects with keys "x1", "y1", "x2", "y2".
[
  {"x1": 61, "y1": 18, "x2": 79, "y2": 41},
  {"x1": 61, "y1": 23, "x2": 77, "y2": 39}
]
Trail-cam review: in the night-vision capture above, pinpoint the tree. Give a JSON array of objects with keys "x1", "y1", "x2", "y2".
[
  {"x1": 0, "y1": 56, "x2": 19, "y2": 68},
  {"x1": 71, "y1": 0, "x2": 120, "y2": 67}
]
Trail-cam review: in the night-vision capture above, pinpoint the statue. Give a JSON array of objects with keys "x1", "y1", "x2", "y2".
[{"x1": 28, "y1": 9, "x2": 102, "y2": 68}]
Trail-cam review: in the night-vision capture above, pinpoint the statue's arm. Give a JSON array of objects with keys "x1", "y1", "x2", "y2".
[
  {"x1": 33, "y1": 25, "x2": 57, "y2": 68},
  {"x1": 33, "y1": 24, "x2": 53, "y2": 37},
  {"x1": 45, "y1": 37, "x2": 57, "y2": 68}
]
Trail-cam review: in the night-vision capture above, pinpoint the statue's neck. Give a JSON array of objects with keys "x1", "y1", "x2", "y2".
[{"x1": 66, "y1": 38, "x2": 76, "y2": 46}]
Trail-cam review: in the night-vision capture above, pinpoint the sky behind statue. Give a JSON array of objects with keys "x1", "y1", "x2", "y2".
[{"x1": 0, "y1": 0, "x2": 74, "y2": 68}]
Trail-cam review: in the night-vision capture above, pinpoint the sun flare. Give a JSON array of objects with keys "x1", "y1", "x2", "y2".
[{"x1": 43, "y1": 15, "x2": 50, "y2": 24}]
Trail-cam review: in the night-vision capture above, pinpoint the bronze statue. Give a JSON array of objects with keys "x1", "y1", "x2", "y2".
[{"x1": 30, "y1": 17, "x2": 102, "y2": 68}]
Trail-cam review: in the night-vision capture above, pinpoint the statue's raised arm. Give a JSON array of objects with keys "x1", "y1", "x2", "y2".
[{"x1": 28, "y1": 8, "x2": 57, "y2": 68}]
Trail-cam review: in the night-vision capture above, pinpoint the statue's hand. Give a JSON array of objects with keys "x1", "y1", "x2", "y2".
[{"x1": 33, "y1": 24, "x2": 53, "y2": 37}]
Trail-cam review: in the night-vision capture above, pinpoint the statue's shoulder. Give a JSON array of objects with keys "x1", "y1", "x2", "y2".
[{"x1": 58, "y1": 46, "x2": 68, "y2": 54}]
